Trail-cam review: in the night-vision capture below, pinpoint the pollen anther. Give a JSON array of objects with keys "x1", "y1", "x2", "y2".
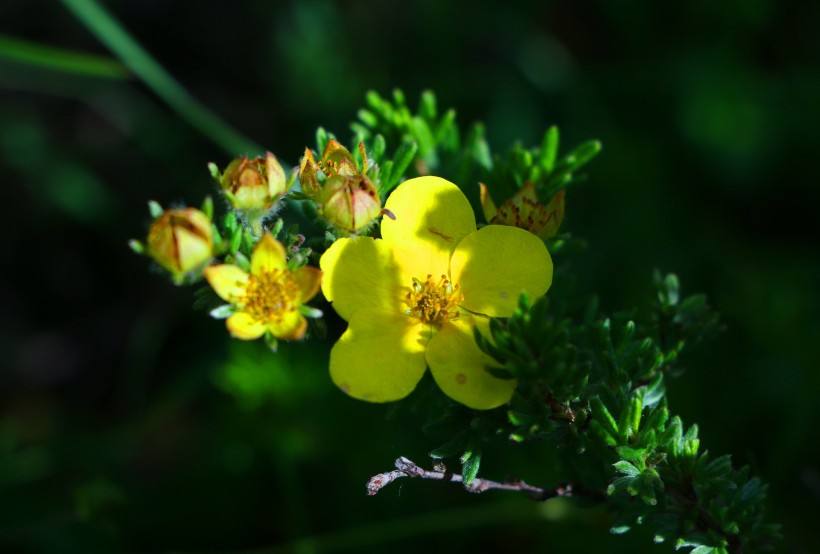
[
  {"x1": 405, "y1": 274, "x2": 464, "y2": 324},
  {"x1": 242, "y1": 268, "x2": 300, "y2": 324}
]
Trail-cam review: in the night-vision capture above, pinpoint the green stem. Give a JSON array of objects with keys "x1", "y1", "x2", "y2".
[{"x1": 59, "y1": 0, "x2": 263, "y2": 156}]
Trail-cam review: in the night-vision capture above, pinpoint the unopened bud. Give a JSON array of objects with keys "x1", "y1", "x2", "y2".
[
  {"x1": 299, "y1": 140, "x2": 382, "y2": 234},
  {"x1": 146, "y1": 207, "x2": 213, "y2": 282},
  {"x1": 219, "y1": 152, "x2": 288, "y2": 212}
]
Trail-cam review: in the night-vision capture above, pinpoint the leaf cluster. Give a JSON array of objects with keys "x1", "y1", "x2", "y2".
[{"x1": 431, "y1": 275, "x2": 778, "y2": 553}]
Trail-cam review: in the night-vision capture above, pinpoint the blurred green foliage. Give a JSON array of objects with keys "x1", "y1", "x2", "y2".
[{"x1": 1, "y1": 0, "x2": 818, "y2": 552}]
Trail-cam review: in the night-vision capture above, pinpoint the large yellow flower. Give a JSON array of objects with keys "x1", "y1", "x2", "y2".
[
  {"x1": 320, "y1": 177, "x2": 553, "y2": 410},
  {"x1": 205, "y1": 233, "x2": 322, "y2": 341}
]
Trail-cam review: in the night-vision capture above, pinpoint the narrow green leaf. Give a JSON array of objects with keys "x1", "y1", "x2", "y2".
[
  {"x1": 419, "y1": 90, "x2": 437, "y2": 122},
  {"x1": 589, "y1": 420, "x2": 618, "y2": 447},
  {"x1": 386, "y1": 140, "x2": 418, "y2": 190},
  {"x1": 565, "y1": 140, "x2": 602, "y2": 170},
  {"x1": 590, "y1": 396, "x2": 619, "y2": 438},
  {"x1": 357, "y1": 109, "x2": 378, "y2": 127},
  {"x1": 60, "y1": 0, "x2": 262, "y2": 155},
  {"x1": 539, "y1": 126, "x2": 559, "y2": 172},
  {"x1": 461, "y1": 446, "x2": 482, "y2": 485},
  {"x1": 616, "y1": 446, "x2": 647, "y2": 462},
  {"x1": 0, "y1": 33, "x2": 128, "y2": 79}
]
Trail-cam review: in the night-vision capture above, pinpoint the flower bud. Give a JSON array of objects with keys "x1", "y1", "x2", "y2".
[
  {"x1": 299, "y1": 140, "x2": 382, "y2": 234},
  {"x1": 219, "y1": 152, "x2": 288, "y2": 212},
  {"x1": 147, "y1": 207, "x2": 213, "y2": 282},
  {"x1": 479, "y1": 183, "x2": 565, "y2": 241}
]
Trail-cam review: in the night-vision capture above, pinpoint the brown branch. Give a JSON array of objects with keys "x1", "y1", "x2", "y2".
[{"x1": 366, "y1": 457, "x2": 575, "y2": 501}]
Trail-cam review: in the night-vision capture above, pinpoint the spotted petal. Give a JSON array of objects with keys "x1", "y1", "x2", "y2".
[
  {"x1": 381, "y1": 177, "x2": 476, "y2": 281},
  {"x1": 450, "y1": 225, "x2": 552, "y2": 318},
  {"x1": 329, "y1": 308, "x2": 428, "y2": 403},
  {"x1": 426, "y1": 316, "x2": 517, "y2": 410}
]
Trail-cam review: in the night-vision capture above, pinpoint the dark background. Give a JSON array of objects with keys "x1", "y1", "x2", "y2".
[{"x1": 1, "y1": 0, "x2": 818, "y2": 552}]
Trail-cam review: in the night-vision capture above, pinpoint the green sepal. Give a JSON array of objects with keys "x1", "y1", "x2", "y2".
[
  {"x1": 264, "y1": 332, "x2": 278, "y2": 353},
  {"x1": 315, "y1": 127, "x2": 330, "y2": 155},
  {"x1": 148, "y1": 200, "x2": 163, "y2": 219},
  {"x1": 299, "y1": 305, "x2": 323, "y2": 319},
  {"x1": 201, "y1": 195, "x2": 214, "y2": 220},
  {"x1": 207, "y1": 161, "x2": 221, "y2": 182},
  {"x1": 128, "y1": 239, "x2": 144, "y2": 254},
  {"x1": 209, "y1": 305, "x2": 233, "y2": 319}
]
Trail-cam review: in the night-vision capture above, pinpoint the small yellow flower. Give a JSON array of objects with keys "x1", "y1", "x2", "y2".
[
  {"x1": 147, "y1": 207, "x2": 213, "y2": 282},
  {"x1": 205, "y1": 233, "x2": 322, "y2": 341},
  {"x1": 320, "y1": 177, "x2": 553, "y2": 410},
  {"x1": 480, "y1": 182, "x2": 565, "y2": 240}
]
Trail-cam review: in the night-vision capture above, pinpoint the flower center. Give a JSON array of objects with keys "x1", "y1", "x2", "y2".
[
  {"x1": 405, "y1": 274, "x2": 464, "y2": 324},
  {"x1": 242, "y1": 268, "x2": 300, "y2": 323}
]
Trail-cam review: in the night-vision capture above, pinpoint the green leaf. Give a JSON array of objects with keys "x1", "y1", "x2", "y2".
[
  {"x1": 0, "y1": 33, "x2": 128, "y2": 79},
  {"x1": 590, "y1": 396, "x2": 619, "y2": 439},
  {"x1": 419, "y1": 90, "x2": 437, "y2": 122},
  {"x1": 616, "y1": 446, "x2": 647, "y2": 462},
  {"x1": 539, "y1": 125, "x2": 559, "y2": 172},
  {"x1": 460, "y1": 445, "x2": 482, "y2": 485},
  {"x1": 61, "y1": 0, "x2": 262, "y2": 156},
  {"x1": 614, "y1": 460, "x2": 641, "y2": 477}
]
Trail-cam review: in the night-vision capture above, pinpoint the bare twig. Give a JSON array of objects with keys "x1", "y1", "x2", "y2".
[{"x1": 367, "y1": 457, "x2": 574, "y2": 501}]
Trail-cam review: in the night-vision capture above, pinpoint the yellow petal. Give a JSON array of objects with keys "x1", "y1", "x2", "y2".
[
  {"x1": 226, "y1": 312, "x2": 267, "y2": 340},
  {"x1": 268, "y1": 310, "x2": 308, "y2": 340},
  {"x1": 251, "y1": 233, "x2": 287, "y2": 276},
  {"x1": 295, "y1": 265, "x2": 323, "y2": 304},
  {"x1": 426, "y1": 316, "x2": 516, "y2": 410},
  {"x1": 330, "y1": 309, "x2": 428, "y2": 403},
  {"x1": 204, "y1": 265, "x2": 249, "y2": 303},
  {"x1": 320, "y1": 236, "x2": 403, "y2": 321},
  {"x1": 451, "y1": 225, "x2": 552, "y2": 318},
  {"x1": 381, "y1": 177, "x2": 476, "y2": 281}
]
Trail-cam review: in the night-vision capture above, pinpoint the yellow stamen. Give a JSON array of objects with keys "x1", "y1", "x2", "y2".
[
  {"x1": 242, "y1": 268, "x2": 300, "y2": 324},
  {"x1": 405, "y1": 274, "x2": 464, "y2": 324}
]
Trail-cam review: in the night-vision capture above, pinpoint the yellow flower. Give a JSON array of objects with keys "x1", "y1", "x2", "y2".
[
  {"x1": 204, "y1": 233, "x2": 322, "y2": 341},
  {"x1": 147, "y1": 207, "x2": 213, "y2": 283},
  {"x1": 320, "y1": 177, "x2": 553, "y2": 409}
]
